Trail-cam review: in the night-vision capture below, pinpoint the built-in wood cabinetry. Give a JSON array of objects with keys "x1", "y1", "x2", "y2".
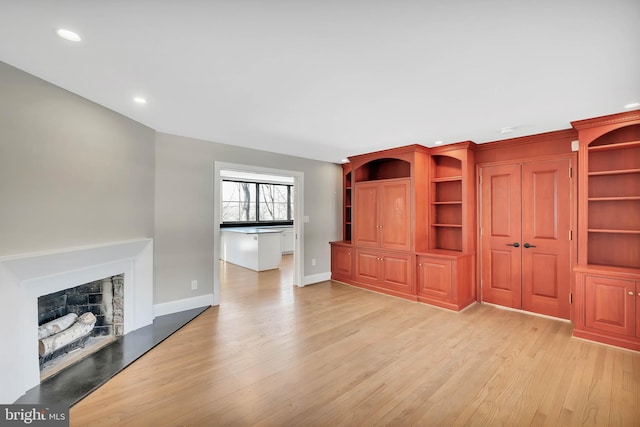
[
  {"x1": 574, "y1": 266, "x2": 640, "y2": 351},
  {"x1": 344, "y1": 145, "x2": 428, "y2": 300},
  {"x1": 330, "y1": 143, "x2": 476, "y2": 310},
  {"x1": 354, "y1": 179, "x2": 412, "y2": 251},
  {"x1": 330, "y1": 242, "x2": 352, "y2": 282},
  {"x1": 342, "y1": 164, "x2": 352, "y2": 242},
  {"x1": 572, "y1": 110, "x2": 640, "y2": 351},
  {"x1": 429, "y1": 143, "x2": 475, "y2": 252},
  {"x1": 330, "y1": 110, "x2": 640, "y2": 349},
  {"x1": 354, "y1": 248, "x2": 415, "y2": 298},
  {"x1": 417, "y1": 143, "x2": 476, "y2": 310},
  {"x1": 417, "y1": 252, "x2": 474, "y2": 310}
]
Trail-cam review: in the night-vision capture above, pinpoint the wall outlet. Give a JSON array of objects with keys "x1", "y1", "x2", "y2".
[
  {"x1": 311, "y1": 258, "x2": 316, "y2": 266},
  {"x1": 191, "y1": 280, "x2": 198, "y2": 290}
]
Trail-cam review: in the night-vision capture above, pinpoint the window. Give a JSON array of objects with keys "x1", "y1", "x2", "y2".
[{"x1": 222, "y1": 180, "x2": 294, "y2": 225}]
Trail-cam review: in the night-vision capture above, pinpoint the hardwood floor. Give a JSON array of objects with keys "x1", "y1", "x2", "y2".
[{"x1": 71, "y1": 255, "x2": 640, "y2": 426}]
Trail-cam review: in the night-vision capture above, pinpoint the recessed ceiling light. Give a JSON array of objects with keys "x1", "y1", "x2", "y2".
[
  {"x1": 340, "y1": 158, "x2": 349, "y2": 163},
  {"x1": 500, "y1": 127, "x2": 515, "y2": 134},
  {"x1": 624, "y1": 102, "x2": 640, "y2": 109},
  {"x1": 56, "y1": 29, "x2": 81, "y2": 42},
  {"x1": 133, "y1": 97, "x2": 147, "y2": 104},
  {"x1": 434, "y1": 140, "x2": 443, "y2": 145}
]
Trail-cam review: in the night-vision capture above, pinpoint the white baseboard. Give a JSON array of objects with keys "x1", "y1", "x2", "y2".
[
  {"x1": 301, "y1": 272, "x2": 331, "y2": 286},
  {"x1": 154, "y1": 293, "x2": 215, "y2": 317}
]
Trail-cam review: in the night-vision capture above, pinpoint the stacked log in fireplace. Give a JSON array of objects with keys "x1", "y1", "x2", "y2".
[{"x1": 37, "y1": 274, "x2": 124, "y2": 368}]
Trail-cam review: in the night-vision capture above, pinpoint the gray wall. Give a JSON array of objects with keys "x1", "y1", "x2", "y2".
[
  {"x1": 0, "y1": 61, "x2": 342, "y2": 308},
  {"x1": 154, "y1": 132, "x2": 342, "y2": 305},
  {"x1": 0, "y1": 61, "x2": 155, "y2": 256}
]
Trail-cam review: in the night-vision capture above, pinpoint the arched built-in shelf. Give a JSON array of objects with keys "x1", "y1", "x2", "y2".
[
  {"x1": 354, "y1": 157, "x2": 411, "y2": 182},
  {"x1": 584, "y1": 124, "x2": 640, "y2": 269}
]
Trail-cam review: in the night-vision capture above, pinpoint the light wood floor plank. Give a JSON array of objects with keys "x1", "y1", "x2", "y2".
[{"x1": 70, "y1": 256, "x2": 640, "y2": 426}]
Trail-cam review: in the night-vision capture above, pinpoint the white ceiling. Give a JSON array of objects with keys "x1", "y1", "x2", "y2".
[{"x1": 1, "y1": 1, "x2": 638, "y2": 163}]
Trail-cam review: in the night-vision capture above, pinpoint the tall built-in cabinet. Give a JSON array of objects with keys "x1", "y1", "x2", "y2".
[
  {"x1": 330, "y1": 143, "x2": 476, "y2": 311},
  {"x1": 350, "y1": 145, "x2": 428, "y2": 300},
  {"x1": 330, "y1": 164, "x2": 353, "y2": 282},
  {"x1": 417, "y1": 143, "x2": 476, "y2": 310},
  {"x1": 572, "y1": 110, "x2": 640, "y2": 351}
]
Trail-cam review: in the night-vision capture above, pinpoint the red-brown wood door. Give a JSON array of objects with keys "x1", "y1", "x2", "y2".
[
  {"x1": 481, "y1": 159, "x2": 572, "y2": 319},
  {"x1": 379, "y1": 179, "x2": 411, "y2": 251},
  {"x1": 521, "y1": 159, "x2": 571, "y2": 319},
  {"x1": 481, "y1": 163, "x2": 522, "y2": 309},
  {"x1": 354, "y1": 182, "x2": 379, "y2": 247}
]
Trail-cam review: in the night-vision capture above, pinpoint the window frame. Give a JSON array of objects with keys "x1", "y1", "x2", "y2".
[{"x1": 220, "y1": 179, "x2": 294, "y2": 227}]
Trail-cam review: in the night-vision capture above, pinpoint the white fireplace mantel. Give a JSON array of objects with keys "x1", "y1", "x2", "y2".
[{"x1": 0, "y1": 238, "x2": 154, "y2": 404}]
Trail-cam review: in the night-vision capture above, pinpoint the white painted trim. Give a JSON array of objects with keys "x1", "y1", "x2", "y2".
[
  {"x1": 0, "y1": 238, "x2": 153, "y2": 404},
  {"x1": 302, "y1": 272, "x2": 331, "y2": 286},
  {"x1": 213, "y1": 162, "x2": 305, "y2": 304},
  {"x1": 154, "y1": 294, "x2": 214, "y2": 317}
]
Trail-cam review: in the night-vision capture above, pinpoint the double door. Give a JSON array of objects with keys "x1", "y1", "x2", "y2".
[
  {"x1": 353, "y1": 179, "x2": 411, "y2": 251},
  {"x1": 480, "y1": 158, "x2": 572, "y2": 319},
  {"x1": 352, "y1": 178, "x2": 414, "y2": 298}
]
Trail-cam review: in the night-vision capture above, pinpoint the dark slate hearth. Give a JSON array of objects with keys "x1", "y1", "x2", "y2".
[{"x1": 15, "y1": 306, "x2": 210, "y2": 407}]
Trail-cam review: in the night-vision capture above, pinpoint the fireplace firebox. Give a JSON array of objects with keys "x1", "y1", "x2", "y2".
[{"x1": 36, "y1": 274, "x2": 125, "y2": 379}]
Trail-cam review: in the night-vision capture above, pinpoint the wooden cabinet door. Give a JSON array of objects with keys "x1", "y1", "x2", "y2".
[
  {"x1": 637, "y1": 283, "x2": 640, "y2": 338},
  {"x1": 379, "y1": 180, "x2": 412, "y2": 251},
  {"x1": 417, "y1": 256, "x2": 452, "y2": 301},
  {"x1": 585, "y1": 276, "x2": 635, "y2": 337},
  {"x1": 354, "y1": 182, "x2": 379, "y2": 247},
  {"x1": 354, "y1": 248, "x2": 381, "y2": 283},
  {"x1": 480, "y1": 163, "x2": 522, "y2": 309},
  {"x1": 380, "y1": 251, "x2": 414, "y2": 293},
  {"x1": 331, "y1": 245, "x2": 352, "y2": 279},
  {"x1": 521, "y1": 159, "x2": 571, "y2": 319}
]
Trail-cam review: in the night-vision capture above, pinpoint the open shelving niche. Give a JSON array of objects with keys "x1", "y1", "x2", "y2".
[
  {"x1": 343, "y1": 163, "x2": 352, "y2": 242},
  {"x1": 585, "y1": 129, "x2": 640, "y2": 270},
  {"x1": 430, "y1": 155, "x2": 464, "y2": 252}
]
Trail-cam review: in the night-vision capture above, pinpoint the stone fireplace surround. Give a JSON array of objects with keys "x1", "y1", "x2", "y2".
[{"x1": 0, "y1": 239, "x2": 153, "y2": 404}]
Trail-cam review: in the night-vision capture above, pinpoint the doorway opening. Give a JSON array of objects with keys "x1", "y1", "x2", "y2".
[{"x1": 214, "y1": 162, "x2": 304, "y2": 306}]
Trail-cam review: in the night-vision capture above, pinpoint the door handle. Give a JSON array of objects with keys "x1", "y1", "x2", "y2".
[
  {"x1": 523, "y1": 243, "x2": 536, "y2": 248},
  {"x1": 506, "y1": 242, "x2": 520, "y2": 247}
]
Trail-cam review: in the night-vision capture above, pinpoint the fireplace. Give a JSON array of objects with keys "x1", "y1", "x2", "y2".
[
  {"x1": 0, "y1": 239, "x2": 154, "y2": 404},
  {"x1": 37, "y1": 274, "x2": 125, "y2": 380}
]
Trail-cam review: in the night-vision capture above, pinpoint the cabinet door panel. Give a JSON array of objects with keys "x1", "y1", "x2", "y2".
[
  {"x1": 521, "y1": 159, "x2": 571, "y2": 319},
  {"x1": 637, "y1": 283, "x2": 640, "y2": 339},
  {"x1": 331, "y1": 245, "x2": 352, "y2": 278},
  {"x1": 381, "y1": 252, "x2": 414, "y2": 293},
  {"x1": 354, "y1": 183, "x2": 379, "y2": 247},
  {"x1": 481, "y1": 164, "x2": 522, "y2": 309},
  {"x1": 417, "y1": 257, "x2": 452, "y2": 301},
  {"x1": 354, "y1": 249, "x2": 381, "y2": 283},
  {"x1": 585, "y1": 276, "x2": 635, "y2": 337},
  {"x1": 379, "y1": 180, "x2": 412, "y2": 251}
]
